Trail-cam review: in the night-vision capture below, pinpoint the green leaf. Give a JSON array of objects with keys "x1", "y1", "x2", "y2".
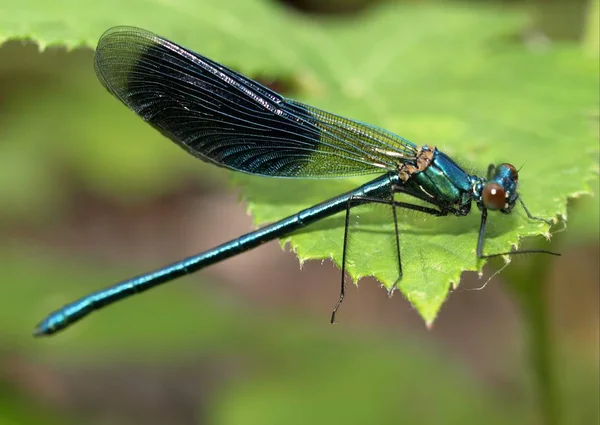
[
  {"x1": 1, "y1": 1, "x2": 597, "y2": 323},
  {"x1": 228, "y1": 4, "x2": 599, "y2": 323}
]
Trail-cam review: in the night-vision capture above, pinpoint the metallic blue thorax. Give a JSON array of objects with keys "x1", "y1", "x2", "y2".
[{"x1": 404, "y1": 146, "x2": 476, "y2": 214}]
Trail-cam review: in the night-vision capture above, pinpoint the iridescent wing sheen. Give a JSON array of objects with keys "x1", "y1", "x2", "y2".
[{"x1": 94, "y1": 26, "x2": 419, "y2": 178}]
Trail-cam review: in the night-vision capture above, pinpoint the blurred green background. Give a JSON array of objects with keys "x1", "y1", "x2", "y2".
[{"x1": 0, "y1": 0, "x2": 598, "y2": 424}]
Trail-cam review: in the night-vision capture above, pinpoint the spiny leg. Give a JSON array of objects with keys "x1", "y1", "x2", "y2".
[
  {"x1": 476, "y1": 208, "x2": 560, "y2": 259},
  {"x1": 518, "y1": 198, "x2": 554, "y2": 226},
  {"x1": 330, "y1": 194, "x2": 450, "y2": 323},
  {"x1": 384, "y1": 197, "x2": 451, "y2": 296},
  {"x1": 486, "y1": 163, "x2": 496, "y2": 180},
  {"x1": 330, "y1": 196, "x2": 357, "y2": 324},
  {"x1": 387, "y1": 201, "x2": 402, "y2": 297}
]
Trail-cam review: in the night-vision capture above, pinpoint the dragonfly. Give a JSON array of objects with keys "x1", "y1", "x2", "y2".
[{"x1": 34, "y1": 26, "x2": 559, "y2": 336}]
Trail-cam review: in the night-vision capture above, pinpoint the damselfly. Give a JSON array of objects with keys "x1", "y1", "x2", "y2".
[{"x1": 35, "y1": 27, "x2": 559, "y2": 336}]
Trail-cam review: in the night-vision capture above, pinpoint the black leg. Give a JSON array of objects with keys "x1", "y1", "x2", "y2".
[
  {"x1": 476, "y1": 208, "x2": 489, "y2": 258},
  {"x1": 487, "y1": 164, "x2": 496, "y2": 180},
  {"x1": 353, "y1": 196, "x2": 451, "y2": 217},
  {"x1": 476, "y1": 208, "x2": 560, "y2": 259},
  {"x1": 330, "y1": 196, "x2": 355, "y2": 324},
  {"x1": 387, "y1": 201, "x2": 402, "y2": 297},
  {"x1": 519, "y1": 198, "x2": 554, "y2": 226},
  {"x1": 330, "y1": 194, "x2": 451, "y2": 324}
]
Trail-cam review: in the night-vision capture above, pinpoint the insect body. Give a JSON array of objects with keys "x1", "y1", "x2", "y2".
[{"x1": 34, "y1": 27, "x2": 558, "y2": 336}]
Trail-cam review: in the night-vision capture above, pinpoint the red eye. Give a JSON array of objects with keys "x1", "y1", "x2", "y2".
[
  {"x1": 482, "y1": 183, "x2": 506, "y2": 210},
  {"x1": 500, "y1": 163, "x2": 518, "y2": 181}
]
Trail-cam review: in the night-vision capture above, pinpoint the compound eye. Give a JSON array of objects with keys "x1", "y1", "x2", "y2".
[
  {"x1": 500, "y1": 163, "x2": 518, "y2": 181},
  {"x1": 482, "y1": 183, "x2": 506, "y2": 210}
]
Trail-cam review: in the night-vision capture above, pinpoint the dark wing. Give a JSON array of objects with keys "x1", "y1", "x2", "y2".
[{"x1": 94, "y1": 26, "x2": 418, "y2": 178}]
